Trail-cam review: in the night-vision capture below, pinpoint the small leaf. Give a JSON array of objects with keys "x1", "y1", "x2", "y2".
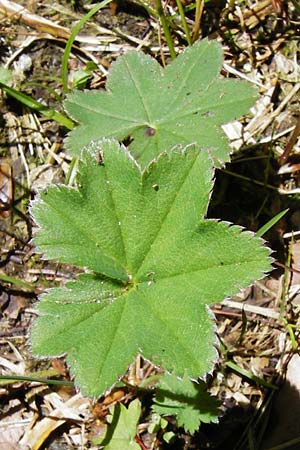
[
  {"x1": 30, "y1": 139, "x2": 271, "y2": 396},
  {"x1": 0, "y1": 66, "x2": 12, "y2": 85},
  {"x1": 162, "y1": 431, "x2": 176, "y2": 443},
  {"x1": 100, "y1": 399, "x2": 141, "y2": 450},
  {"x1": 64, "y1": 40, "x2": 257, "y2": 167},
  {"x1": 153, "y1": 373, "x2": 220, "y2": 434}
]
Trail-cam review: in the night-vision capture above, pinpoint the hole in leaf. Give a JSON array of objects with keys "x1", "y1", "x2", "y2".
[
  {"x1": 145, "y1": 127, "x2": 156, "y2": 137},
  {"x1": 201, "y1": 111, "x2": 215, "y2": 118},
  {"x1": 94, "y1": 152, "x2": 103, "y2": 164}
]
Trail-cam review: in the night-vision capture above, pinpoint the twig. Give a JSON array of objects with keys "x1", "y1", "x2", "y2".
[{"x1": 279, "y1": 112, "x2": 300, "y2": 164}]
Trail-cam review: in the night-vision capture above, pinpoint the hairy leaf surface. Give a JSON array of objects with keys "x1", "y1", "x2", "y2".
[
  {"x1": 64, "y1": 40, "x2": 257, "y2": 167},
  {"x1": 153, "y1": 373, "x2": 220, "y2": 433},
  {"x1": 30, "y1": 140, "x2": 271, "y2": 396}
]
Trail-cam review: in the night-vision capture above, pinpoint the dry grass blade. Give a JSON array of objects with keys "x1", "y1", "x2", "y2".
[
  {"x1": 221, "y1": 299, "x2": 280, "y2": 320},
  {"x1": 0, "y1": 0, "x2": 71, "y2": 39}
]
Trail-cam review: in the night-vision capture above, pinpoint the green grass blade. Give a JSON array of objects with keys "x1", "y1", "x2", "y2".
[
  {"x1": 175, "y1": 0, "x2": 192, "y2": 45},
  {"x1": 0, "y1": 81, "x2": 74, "y2": 129},
  {"x1": 256, "y1": 209, "x2": 289, "y2": 238},
  {"x1": 62, "y1": 0, "x2": 112, "y2": 93},
  {"x1": 0, "y1": 375, "x2": 74, "y2": 386},
  {"x1": 290, "y1": 0, "x2": 300, "y2": 14},
  {"x1": 137, "y1": 0, "x2": 158, "y2": 16},
  {"x1": 0, "y1": 273, "x2": 35, "y2": 290},
  {"x1": 226, "y1": 361, "x2": 278, "y2": 390},
  {"x1": 155, "y1": 0, "x2": 176, "y2": 59},
  {"x1": 65, "y1": 156, "x2": 79, "y2": 186}
]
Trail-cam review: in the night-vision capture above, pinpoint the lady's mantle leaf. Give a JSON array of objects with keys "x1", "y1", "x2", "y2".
[
  {"x1": 30, "y1": 139, "x2": 271, "y2": 396},
  {"x1": 153, "y1": 373, "x2": 220, "y2": 434},
  {"x1": 64, "y1": 40, "x2": 257, "y2": 167}
]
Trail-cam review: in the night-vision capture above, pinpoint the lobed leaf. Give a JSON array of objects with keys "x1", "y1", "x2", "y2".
[
  {"x1": 64, "y1": 40, "x2": 257, "y2": 167},
  {"x1": 153, "y1": 373, "x2": 220, "y2": 433},
  {"x1": 30, "y1": 140, "x2": 271, "y2": 396}
]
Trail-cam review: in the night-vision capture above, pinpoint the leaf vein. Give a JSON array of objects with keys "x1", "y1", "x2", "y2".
[
  {"x1": 123, "y1": 57, "x2": 152, "y2": 124},
  {"x1": 163, "y1": 47, "x2": 213, "y2": 116},
  {"x1": 38, "y1": 193, "x2": 125, "y2": 273},
  {"x1": 137, "y1": 154, "x2": 199, "y2": 274},
  {"x1": 103, "y1": 165, "x2": 128, "y2": 270}
]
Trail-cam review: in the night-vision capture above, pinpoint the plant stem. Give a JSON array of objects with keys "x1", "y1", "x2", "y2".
[
  {"x1": 137, "y1": 0, "x2": 159, "y2": 17},
  {"x1": 155, "y1": 0, "x2": 176, "y2": 59},
  {"x1": 175, "y1": 0, "x2": 192, "y2": 45},
  {"x1": 226, "y1": 361, "x2": 278, "y2": 390},
  {"x1": 221, "y1": 168, "x2": 278, "y2": 191},
  {"x1": 0, "y1": 374, "x2": 74, "y2": 386},
  {"x1": 192, "y1": 0, "x2": 204, "y2": 43}
]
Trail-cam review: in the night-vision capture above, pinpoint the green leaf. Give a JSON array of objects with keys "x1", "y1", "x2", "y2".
[
  {"x1": 152, "y1": 374, "x2": 220, "y2": 434},
  {"x1": 148, "y1": 413, "x2": 168, "y2": 433},
  {"x1": 0, "y1": 66, "x2": 12, "y2": 85},
  {"x1": 64, "y1": 40, "x2": 257, "y2": 167},
  {"x1": 162, "y1": 431, "x2": 176, "y2": 443},
  {"x1": 100, "y1": 399, "x2": 141, "y2": 450},
  {"x1": 153, "y1": 373, "x2": 220, "y2": 434},
  {"x1": 30, "y1": 139, "x2": 271, "y2": 396}
]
